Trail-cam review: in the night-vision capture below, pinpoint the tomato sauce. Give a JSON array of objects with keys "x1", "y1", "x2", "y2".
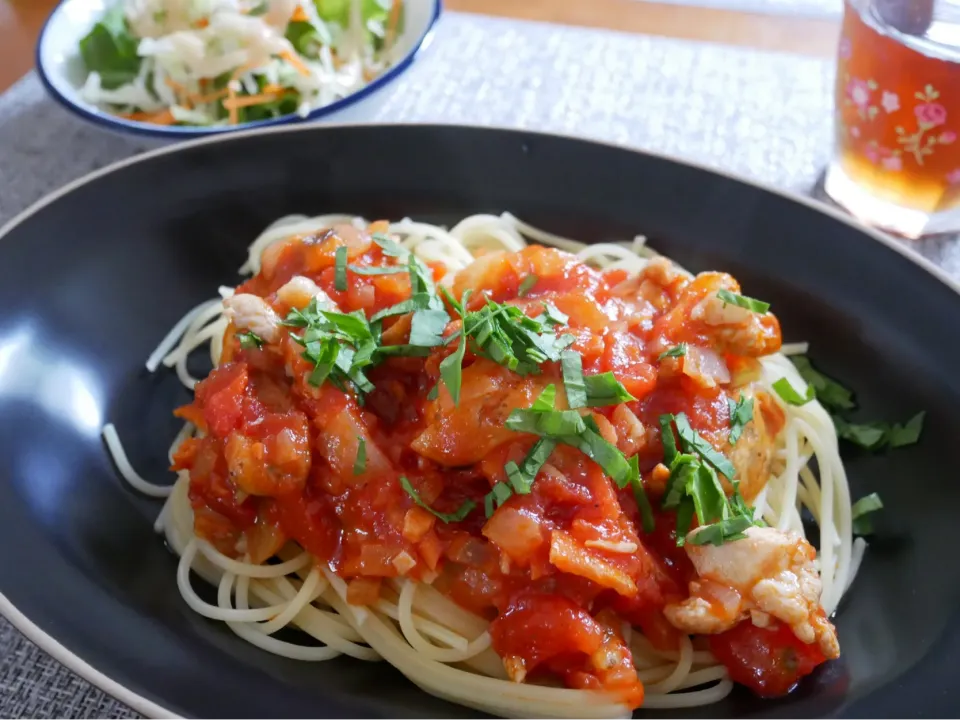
[{"x1": 172, "y1": 226, "x2": 822, "y2": 706}]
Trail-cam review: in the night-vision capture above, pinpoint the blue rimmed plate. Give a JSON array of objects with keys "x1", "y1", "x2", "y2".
[{"x1": 35, "y1": 0, "x2": 441, "y2": 139}]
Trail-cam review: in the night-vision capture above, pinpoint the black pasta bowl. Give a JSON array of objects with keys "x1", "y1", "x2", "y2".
[{"x1": 0, "y1": 124, "x2": 958, "y2": 719}]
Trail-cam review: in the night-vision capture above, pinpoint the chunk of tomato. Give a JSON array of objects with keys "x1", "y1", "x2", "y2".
[
  {"x1": 194, "y1": 363, "x2": 250, "y2": 438},
  {"x1": 709, "y1": 619, "x2": 828, "y2": 697}
]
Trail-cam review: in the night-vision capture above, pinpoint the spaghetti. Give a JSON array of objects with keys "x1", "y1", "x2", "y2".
[{"x1": 104, "y1": 213, "x2": 855, "y2": 717}]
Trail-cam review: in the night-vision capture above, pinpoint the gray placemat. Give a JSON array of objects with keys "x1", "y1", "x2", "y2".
[{"x1": 0, "y1": 10, "x2": 956, "y2": 720}]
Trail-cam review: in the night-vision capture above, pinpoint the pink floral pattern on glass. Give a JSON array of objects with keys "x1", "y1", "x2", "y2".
[
  {"x1": 948, "y1": 169, "x2": 960, "y2": 185},
  {"x1": 841, "y1": 72, "x2": 954, "y2": 169},
  {"x1": 896, "y1": 85, "x2": 951, "y2": 165},
  {"x1": 844, "y1": 76, "x2": 879, "y2": 120},
  {"x1": 881, "y1": 92, "x2": 899, "y2": 114},
  {"x1": 915, "y1": 102, "x2": 947, "y2": 126}
]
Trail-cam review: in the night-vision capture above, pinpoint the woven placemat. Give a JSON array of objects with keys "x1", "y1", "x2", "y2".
[{"x1": 0, "y1": 10, "x2": 956, "y2": 719}]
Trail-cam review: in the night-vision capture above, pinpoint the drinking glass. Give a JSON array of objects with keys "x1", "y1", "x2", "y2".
[{"x1": 824, "y1": 0, "x2": 960, "y2": 238}]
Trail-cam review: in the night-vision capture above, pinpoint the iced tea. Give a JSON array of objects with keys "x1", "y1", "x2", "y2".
[{"x1": 825, "y1": 0, "x2": 960, "y2": 236}]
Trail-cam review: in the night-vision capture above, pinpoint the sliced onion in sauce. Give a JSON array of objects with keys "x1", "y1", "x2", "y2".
[{"x1": 682, "y1": 346, "x2": 731, "y2": 387}]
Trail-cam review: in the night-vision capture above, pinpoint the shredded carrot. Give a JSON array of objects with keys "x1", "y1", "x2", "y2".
[
  {"x1": 226, "y1": 83, "x2": 238, "y2": 124},
  {"x1": 164, "y1": 76, "x2": 194, "y2": 109},
  {"x1": 188, "y1": 89, "x2": 229, "y2": 104},
  {"x1": 164, "y1": 77, "x2": 187, "y2": 94},
  {"x1": 224, "y1": 62, "x2": 257, "y2": 124},
  {"x1": 222, "y1": 92, "x2": 282, "y2": 110},
  {"x1": 121, "y1": 108, "x2": 177, "y2": 125},
  {"x1": 280, "y1": 50, "x2": 311, "y2": 77},
  {"x1": 193, "y1": 17, "x2": 209, "y2": 29},
  {"x1": 291, "y1": 5, "x2": 309, "y2": 22},
  {"x1": 386, "y1": 0, "x2": 401, "y2": 47},
  {"x1": 261, "y1": 83, "x2": 284, "y2": 94}
]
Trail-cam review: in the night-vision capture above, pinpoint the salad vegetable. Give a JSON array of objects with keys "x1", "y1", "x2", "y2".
[{"x1": 78, "y1": 0, "x2": 404, "y2": 127}]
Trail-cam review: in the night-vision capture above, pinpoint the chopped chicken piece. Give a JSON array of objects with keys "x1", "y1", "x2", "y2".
[
  {"x1": 725, "y1": 388, "x2": 775, "y2": 503},
  {"x1": 663, "y1": 526, "x2": 839, "y2": 659},
  {"x1": 276, "y1": 275, "x2": 335, "y2": 311},
  {"x1": 223, "y1": 293, "x2": 281, "y2": 343}
]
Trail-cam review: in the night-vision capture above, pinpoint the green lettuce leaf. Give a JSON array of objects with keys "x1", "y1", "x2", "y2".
[{"x1": 79, "y1": 5, "x2": 142, "y2": 90}]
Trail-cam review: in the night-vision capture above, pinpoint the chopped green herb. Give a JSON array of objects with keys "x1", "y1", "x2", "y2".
[
  {"x1": 407, "y1": 254, "x2": 436, "y2": 295},
  {"x1": 334, "y1": 246, "x2": 348, "y2": 291},
  {"x1": 629, "y1": 455, "x2": 655, "y2": 534},
  {"x1": 372, "y1": 232, "x2": 407, "y2": 257},
  {"x1": 584, "y1": 372, "x2": 636, "y2": 407},
  {"x1": 531, "y1": 384, "x2": 558, "y2": 412},
  {"x1": 790, "y1": 356, "x2": 855, "y2": 411},
  {"x1": 561, "y1": 353, "x2": 636, "y2": 409},
  {"x1": 834, "y1": 417, "x2": 887, "y2": 450},
  {"x1": 438, "y1": 290, "x2": 471, "y2": 406},
  {"x1": 439, "y1": 285, "x2": 464, "y2": 316},
  {"x1": 728, "y1": 481, "x2": 758, "y2": 523},
  {"x1": 541, "y1": 301, "x2": 569, "y2": 326},
  {"x1": 790, "y1": 356, "x2": 923, "y2": 451},
  {"x1": 727, "y1": 394, "x2": 754, "y2": 445},
  {"x1": 561, "y1": 350, "x2": 587, "y2": 408},
  {"x1": 673, "y1": 413, "x2": 737, "y2": 479},
  {"x1": 484, "y1": 481, "x2": 514, "y2": 518},
  {"x1": 658, "y1": 344, "x2": 687, "y2": 361},
  {"x1": 409, "y1": 309, "x2": 450, "y2": 348},
  {"x1": 772, "y1": 377, "x2": 815, "y2": 406},
  {"x1": 462, "y1": 299, "x2": 573, "y2": 375},
  {"x1": 369, "y1": 293, "x2": 435, "y2": 322},
  {"x1": 504, "y1": 438, "x2": 557, "y2": 495},
  {"x1": 716, "y1": 289, "x2": 770, "y2": 314},
  {"x1": 887, "y1": 411, "x2": 925, "y2": 448},
  {"x1": 504, "y1": 389, "x2": 637, "y2": 490},
  {"x1": 505, "y1": 407, "x2": 586, "y2": 437},
  {"x1": 851, "y1": 492, "x2": 883, "y2": 535},
  {"x1": 834, "y1": 412, "x2": 924, "y2": 451},
  {"x1": 237, "y1": 331, "x2": 264, "y2": 350},
  {"x1": 687, "y1": 515, "x2": 754, "y2": 546},
  {"x1": 353, "y1": 438, "x2": 367, "y2": 475},
  {"x1": 659, "y1": 414, "x2": 680, "y2": 467},
  {"x1": 687, "y1": 463, "x2": 729, "y2": 525},
  {"x1": 660, "y1": 455, "x2": 698, "y2": 510},
  {"x1": 400, "y1": 475, "x2": 475, "y2": 524},
  {"x1": 658, "y1": 412, "x2": 759, "y2": 546},
  {"x1": 675, "y1": 498, "x2": 696, "y2": 546},
  {"x1": 283, "y1": 299, "x2": 378, "y2": 395},
  {"x1": 374, "y1": 344, "x2": 433, "y2": 357},
  {"x1": 518, "y1": 274, "x2": 538, "y2": 297},
  {"x1": 561, "y1": 419, "x2": 636, "y2": 489},
  {"x1": 347, "y1": 264, "x2": 407, "y2": 276}
]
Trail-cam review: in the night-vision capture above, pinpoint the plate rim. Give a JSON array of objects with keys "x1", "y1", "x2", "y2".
[
  {"x1": 33, "y1": 0, "x2": 444, "y2": 139},
  {"x1": 1, "y1": 120, "x2": 956, "y2": 718}
]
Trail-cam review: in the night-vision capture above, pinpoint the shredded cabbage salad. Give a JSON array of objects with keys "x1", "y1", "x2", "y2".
[{"x1": 78, "y1": 0, "x2": 404, "y2": 127}]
